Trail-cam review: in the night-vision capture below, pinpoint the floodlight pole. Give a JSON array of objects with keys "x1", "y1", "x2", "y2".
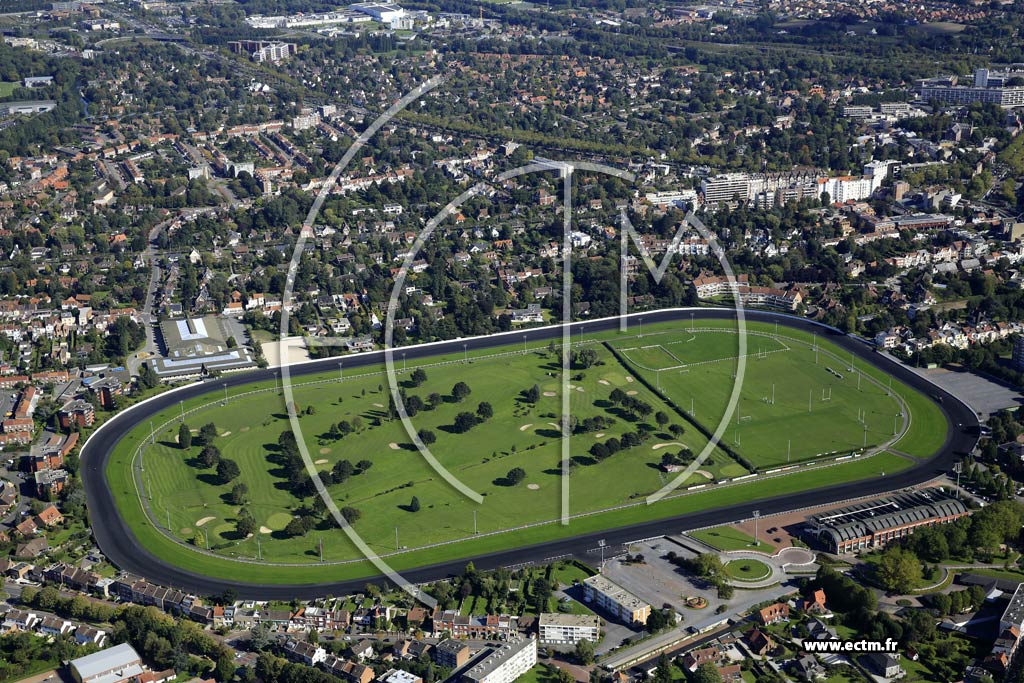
[
  {"x1": 179, "y1": 400, "x2": 184, "y2": 422},
  {"x1": 150, "y1": 419, "x2": 155, "y2": 445},
  {"x1": 463, "y1": 344, "x2": 467, "y2": 363},
  {"x1": 691, "y1": 312, "x2": 695, "y2": 333},
  {"x1": 808, "y1": 389, "x2": 812, "y2": 413},
  {"x1": 771, "y1": 384, "x2": 775, "y2": 405},
  {"x1": 523, "y1": 335, "x2": 527, "y2": 354},
  {"x1": 474, "y1": 510, "x2": 478, "y2": 535},
  {"x1": 223, "y1": 383, "x2": 227, "y2": 405},
  {"x1": 953, "y1": 462, "x2": 963, "y2": 498},
  {"x1": 787, "y1": 439, "x2": 791, "y2": 463},
  {"x1": 402, "y1": 352, "x2": 406, "y2": 372},
  {"x1": 395, "y1": 527, "x2": 399, "y2": 549},
  {"x1": 752, "y1": 510, "x2": 760, "y2": 547}
]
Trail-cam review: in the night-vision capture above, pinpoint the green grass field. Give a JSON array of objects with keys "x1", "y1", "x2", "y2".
[
  {"x1": 723, "y1": 558, "x2": 772, "y2": 582},
  {"x1": 0, "y1": 82, "x2": 17, "y2": 98},
  {"x1": 105, "y1": 319, "x2": 944, "y2": 582},
  {"x1": 689, "y1": 526, "x2": 775, "y2": 553},
  {"x1": 611, "y1": 328, "x2": 907, "y2": 468}
]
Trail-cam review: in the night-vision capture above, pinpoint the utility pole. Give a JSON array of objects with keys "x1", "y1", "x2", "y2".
[
  {"x1": 639, "y1": 317, "x2": 643, "y2": 337},
  {"x1": 166, "y1": 509, "x2": 170, "y2": 529},
  {"x1": 204, "y1": 528, "x2": 209, "y2": 549},
  {"x1": 473, "y1": 510, "x2": 478, "y2": 535},
  {"x1": 691, "y1": 312, "x2": 695, "y2": 333},
  {"x1": 402, "y1": 352, "x2": 406, "y2": 373},
  {"x1": 339, "y1": 362, "x2": 344, "y2": 381},
  {"x1": 319, "y1": 537, "x2": 324, "y2": 562},
  {"x1": 771, "y1": 384, "x2": 775, "y2": 405},
  {"x1": 223, "y1": 383, "x2": 227, "y2": 405},
  {"x1": 752, "y1": 510, "x2": 760, "y2": 547},
  {"x1": 395, "y1": 527, "x2": 399, "y2": 549},
  {"x1": 863, "y1": 423, "x2": 868, "y2": 448},
  {"x1": 808, "y1": 389, "x2": 812, "y2": 413},
  {"x1": 150, "y1": 419, "x2": 155, "y2": 444},
  {"x1": 787, "y1": 439, "x2": 791, "y2": 463},
  {"x1": 463, "y1": 344, "x2": 468, "y2": 363},
  {"x1": 257, "y1": 534, "x2": 262, "y2": 560},
  {"x1": 179, "y1": 400, "x2": 184, "y2": 422},
  {"x1": 523, "y1": 335, "x2": 527, "y2": 354},
  {"x1": 656, "y1": 369, "x2": 660, "y2": 391}
]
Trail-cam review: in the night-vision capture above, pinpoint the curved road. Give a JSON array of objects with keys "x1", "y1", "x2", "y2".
[{"x1": 80, "y1": 308, "x2": 979, "y2": 599}]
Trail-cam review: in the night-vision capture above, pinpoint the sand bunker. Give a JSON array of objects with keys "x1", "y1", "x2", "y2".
[
  {"x1": 595, "y1": 432, "x2": 605, "y2": 438},
  {"x1": 195, "y1": 516, "x2": 215, "y2": 527},
  {"x1": 598, "y1": 379, "x2": 610, "y2": 385},
  {"x1": 220, "y1": 431, "x2": 231, "y2": 437},
  {"x1": 315, "y1": 459, "x2": 328, "y2": 465},
  {"x1": 694, "y1": 470, "x2": 713, "y2": 479},
  {"x1": 259, "y1": 526, "x2": 272, "y2": 534},
  {"x1": 527, "y1": 484, "x2": 540, "y2": 490},
  {"x1": 389, "y1": 442, "x2": 401, "y2": 450},
  {"x1": 319, "y1": 447, "x2": 331, "y2": 454},
  {"x1": 240, "y1": 426, "x2": 250, "y2": 432},
  {"x1": 519, "y1": 424, "x2": 533, "y2": 431},
  {"x1": 543, "y1": 391, "x2": 557, "y2": 397},
  {"x1": 652, "y1": 442, "x2": 684, "y2": 450},
  {"x1": 626, "y1": 376, "x2": 635, "y2": 382},
  {"x1": 626, "y1": 390, "x2": 638, "y2": 396},
  {"x1": 373, "y1": 402, "x2": 385, "y2": 408}
]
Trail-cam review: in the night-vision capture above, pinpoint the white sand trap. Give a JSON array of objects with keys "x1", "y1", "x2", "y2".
[
  {"x1": 519, "y1": 423, "x2": 533, "y2": 431},
  {"x1": 195, "y1": 516, "x2": 215, "y2": 527},
  {"x1": 389, "y1": 442, "x2": 401, "y2": 450},
  {"x1": 576, "y1": 387, "x2": 584, "y2": 392},
  {"x1": 374, "y1": 402, "x2": 384, "y2": 408},
  {"x1": 598, "y1": 379, "x2": 610, "y2": 385},
  {"x1": 652, "y1": 442, "x2": 684, "y2": 450},
  {"x1": 626, "y1": 376, "x2": 634, "y2": 382},
  {"x1": 220, "y1": 431, "x2": 231, "y2": 437},
  {"x1": 527, "y1": 484, "x2": 540, "y2": 490},
  {"x1": 694, "y1": 470, "x2": 713, "y2": 479},
  {"x1": 319, "y1": 447, "x2": 331, "y2": 454},
  {"x1": 259, "y1": 526, "x2": 272, "y2": 534},
  {"x1": 240, "y1": 426, "x2": 250, "y2": 432},
  {"x1": 543, "y1": 391, "x2": 557, "y2": 397},
  {"x1": 595, "y1": 432, "x2": 605, "y2": 438},
  {"x1": 174, "y1": 434, "x2": 180, "y2": 444},
  {"x1": 315, "y1": 459, "x2": 328, "y2": 465},
  {"x1": 548, "y1": 422, "x2": 561, "y2": 429},
  {"x1": 190, "y1": 429, "x2": 199, "y2": 433},
  {"x1": 626, "y1": 390, "x2": 639, "y2": 396}
]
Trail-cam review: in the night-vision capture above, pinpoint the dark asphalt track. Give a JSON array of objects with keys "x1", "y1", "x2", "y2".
[{"x1": 80, "y1": 309, "x2": 979, "y2": 599}]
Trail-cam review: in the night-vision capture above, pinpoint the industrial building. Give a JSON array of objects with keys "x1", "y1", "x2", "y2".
[
  {"x1": 806, "y1": 490, "x2": 968, "y2": 554},
  {"x1": 70, "y1": 643, "x2": 145, "y2": 683},
  {"x1": 150, "y1": 317, "x2": 256, "y2": 381}
]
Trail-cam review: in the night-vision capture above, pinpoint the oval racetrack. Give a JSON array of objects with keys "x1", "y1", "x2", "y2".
[{"x1": 80, "y1": 308, "x2": 980, "y2": 599}]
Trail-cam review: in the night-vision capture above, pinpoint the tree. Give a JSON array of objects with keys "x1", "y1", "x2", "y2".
[
  {"x1": 876, "y1": 546, "x2": 922, "y2": 594},
  {"x1": 655, "y1": 411, "x2": 670, "y2": 429},
  {"x1": 574, "y1": 639, "x2": 595, "y2": 665},
  {"x1": 198, "y1": 444, "x2": 221, "y2": 469},
  {"x1": 689, "y1": 663, "x2": 723, "y2": 683},
  {"x1": 506, "y1": 467, "x2": 527, "y2": 485},
  {"x1": 333, "y1": 459, "x2": 354, "y2": 482},
  {"x1": 525, "y1": 384, "x2": 540, "y2": 403},
  {"x1": 609, "y1": 388, "x2": 626, "y2": 404},
  {"x1": 341, "y1": 506, "x2": 361, "y2": 523},
  {"x1": 236, "y1": 512, "x2": 256, "y2": 537},
  {"x1": 453, "y1": 412, "x2": 478, "y2": 433},
  {"x1": 356, "y1": 459, "x2": 373, "y2": 473},
  {"x1": 197, "y1": 422, "x2": 218, "y2": 445},
  {"x1": 285, "y1": 517, "x2": 309, "y2": 537},
  {"x1": 418, "y1": 429, "x2": 436, "y2": 445},
  {"x1": 410, "y1": 368, "x2": 427, "y2": 386},
  {"x1": 178, "y1": 424, "x2": 192, "y2": 449},
  {"x1": 409, "y1": 496, "x2": 421, "y2": 512},
  {"x1": 217, "y1": 458, "x2": 240, "y2": 484},
  {"x1": 452, "y1": 381, "x2": 471, "y2": 401},
  {"x1": 476, "y1": 402, "x2": 493, "y2": 420},
  {"x1": 229, "y1": 482, "x2": 249, "y2": 505}
]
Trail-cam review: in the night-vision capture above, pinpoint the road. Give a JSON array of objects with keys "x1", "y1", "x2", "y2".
[{"x1": 79, "y1": 308, "x2": 980, "y2": 599}]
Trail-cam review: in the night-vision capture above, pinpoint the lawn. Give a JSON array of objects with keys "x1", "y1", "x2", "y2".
[
  {"x1": 0, "y1": 82, "x2": 17, "y2": 98},
  {"x1": 723, "y1": 558, "x2": 772, "y2": 582},
  {"x1": 104, "y1": 319, "x2": 937, "y2": 583},
  {"x1": 689, "y1": 526, "x2": 776, "y2": 553},
  {"x1": 612, "y1": 326, "x2": 910, "y2": 468}
]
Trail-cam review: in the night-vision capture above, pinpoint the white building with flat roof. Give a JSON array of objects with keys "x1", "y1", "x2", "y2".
[
  {"x1": 583, "y1": 575, "x2": 651, "y2": 625},
  {"x1": 538, "y1": 613, "x2": 600, "y2": 644},
  {"x1": 460, "y1": 638, "x2": 536, "y2": 683}
]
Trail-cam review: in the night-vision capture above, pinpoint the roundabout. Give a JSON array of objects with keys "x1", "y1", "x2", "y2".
[{"x1": 79, "y1": 308, "x2": 979, "y2": 598}]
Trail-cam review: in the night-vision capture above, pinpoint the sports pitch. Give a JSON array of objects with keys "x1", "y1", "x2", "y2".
[{"x1": 106, "y1": 319, "x2": 947, "y2": 580}]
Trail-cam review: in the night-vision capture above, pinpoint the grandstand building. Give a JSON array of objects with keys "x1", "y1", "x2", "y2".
[{"x1": 806, "y1": 490, "x2": 968, "y2": 554}]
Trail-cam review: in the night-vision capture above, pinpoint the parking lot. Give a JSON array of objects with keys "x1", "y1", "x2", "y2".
[{"x1": 907, "y1": 365, "x2": 1022, "y2": 417}]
